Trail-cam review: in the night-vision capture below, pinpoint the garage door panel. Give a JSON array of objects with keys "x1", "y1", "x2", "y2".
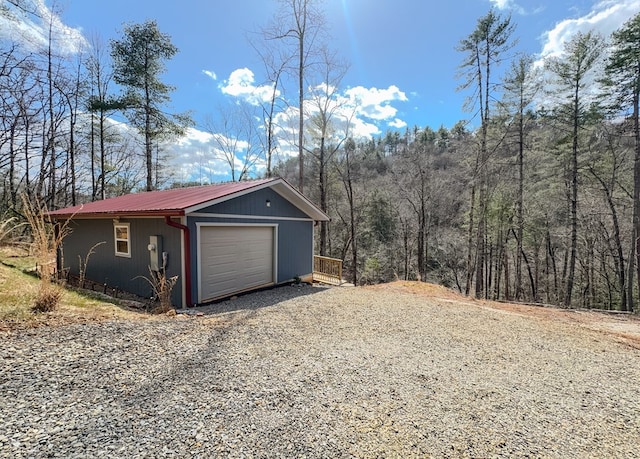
[{"x1": 199, "y1": 226, "x2": 274, "y2": 301}]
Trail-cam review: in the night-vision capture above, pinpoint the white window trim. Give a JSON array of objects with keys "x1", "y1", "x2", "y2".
[{"x1": 114, "y1": 222, "x2": 131, "y2": 258}]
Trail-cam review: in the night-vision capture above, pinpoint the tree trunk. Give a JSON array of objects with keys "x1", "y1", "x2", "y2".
[
  {"x1": 319, "y1": 136, "x2": 327, "y2": 256},
  {"x1": 564, "y1": 83, "x2": 580, "y2": 307},
  {"x1": 627, "y1": 240, "x2": 635, "y2": 312},
  {"x1": 592, "y1": 171, "x2": 627, "y2": 311},
  {"x1": 8, "y1": 123, "x2": 17, "y2": 207},
  {"x1": 90, "y1": 111, "x2": 97, "y2": 201},
  {"x1": 417, "y1": 216, "x2": 425, "y2": 282},
  {"x1": 100, "y1": 111, "x2": 107, "y2": 199},
  {"x1": 465, "y1": 183, "x2": 476, "y2": 295},
  {"x1": 346, "y1": 166, "x2": 357, "y2": 285},
  {"x1": 516, "y1": 104, "x2": 524, "y2": 300},
  {"x1": 297, "y1": 3, "x2": 305, "y2": 192},
  {"x1": 632, "y1": 90, "x2": 640, "y2": 313}
]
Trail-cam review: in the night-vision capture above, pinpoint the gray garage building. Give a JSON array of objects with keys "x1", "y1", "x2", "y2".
[{"x1": 49, "y1": 178, "x2": 329, "y2": 307}]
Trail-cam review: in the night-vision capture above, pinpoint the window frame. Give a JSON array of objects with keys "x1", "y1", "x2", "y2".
[{"x1": 114, "y1": 222, "x2": 131, "y2": 258}]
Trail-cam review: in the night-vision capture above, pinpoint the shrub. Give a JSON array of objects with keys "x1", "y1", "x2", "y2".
[
  {"x1": 137, "y1": 267, "x2": 179, "y2": 314},
  {"x1": 78, "y1": 241, "x2": 106, "y2": 287},
  {"x1": 22, "y1": 194, "x2": 72, "y2": 313},
  {"x1": 32, "y1": 284, "x2": 63, "y2": 313}
]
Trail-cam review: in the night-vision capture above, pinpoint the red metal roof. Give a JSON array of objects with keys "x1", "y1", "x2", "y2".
[{"x1": 49, "y1": 178, "x2": 278, "y2": 219}]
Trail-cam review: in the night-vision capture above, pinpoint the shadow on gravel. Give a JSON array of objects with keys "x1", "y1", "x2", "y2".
[
  {"x1": 115, "y1": 285, "x2": 334, "y2": 413},
  {"x1": 183, "y1": 282, "x2": 333, "y2": 316}
]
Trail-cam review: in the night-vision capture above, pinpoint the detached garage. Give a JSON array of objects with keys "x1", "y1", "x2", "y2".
[{"x1": 49, "y1": 178, "x2": 329, "y2": 307}]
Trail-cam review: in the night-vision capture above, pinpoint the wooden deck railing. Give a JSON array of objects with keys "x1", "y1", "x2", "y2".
[{"x1": 313, "y1": 255, "x2": 343, "y2": 285}]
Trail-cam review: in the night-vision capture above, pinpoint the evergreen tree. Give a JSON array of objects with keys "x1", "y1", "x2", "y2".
[
  {"x1": 457, "y1": 9, "x2": 517, "y2": 298},
  {"x1": 110, "y1": 20, "x2": 192, "y2": 191},
  {"x1": 546, "y1": 31, "x2": 604, "y2": 307},
  {"x1": 602, "y1": 13, "x2": 640, "y2": 312}
]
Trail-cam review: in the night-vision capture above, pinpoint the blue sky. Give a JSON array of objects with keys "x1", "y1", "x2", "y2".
[{"x1": 2, "y1": 0, "x2": 640, "y2": 182}]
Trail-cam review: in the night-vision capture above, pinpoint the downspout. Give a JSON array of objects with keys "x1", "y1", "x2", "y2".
[
  {"x1": 164, "y1": 215, "x2": 192, "y2": 307},
  {"x1": 54, "y1": 221, "x2": 62, "y2": 279}
]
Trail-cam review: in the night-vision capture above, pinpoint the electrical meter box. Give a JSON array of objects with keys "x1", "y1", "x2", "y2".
[{"x1": 148, "y1": 235, "x2": 163, "y2": 271}]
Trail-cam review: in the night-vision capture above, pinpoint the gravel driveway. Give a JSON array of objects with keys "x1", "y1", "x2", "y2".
[{"x1": 1, "y1": 283, "x2": 640, "y2": 458}]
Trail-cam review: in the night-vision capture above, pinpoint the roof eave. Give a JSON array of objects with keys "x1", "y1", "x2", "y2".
[{"x1": 49, "y1": 209, "x2": 185, "y2": 220}]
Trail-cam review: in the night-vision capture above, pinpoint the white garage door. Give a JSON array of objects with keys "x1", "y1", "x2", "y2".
[{"x1": 199, "y1": 226, "x2": 274, "y2": 301}]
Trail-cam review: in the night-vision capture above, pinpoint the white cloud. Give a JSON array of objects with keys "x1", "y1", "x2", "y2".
[
  {"x1": 169, "y1": 127, "x2": 262, "y2": 183},
  {"x1": 202, "y1": 70, "x2": 217, "y2": 81},
  {"x1": 531, "y1": 0, "x2": 640, "y2": 111},
  {"x1": 176, "y1": 127, "x2": 213, "y2": 146},
  {"x1": 270, "y1": 84, "x2": 410, "y2": 149},
  {"x1": 173, "y1": 75, "x2": 412, "y2": 179},
  {"x1": 349, "y1": 116, "x2": 383, "y2": 139},
  {"x1": 538, "y1": 0, "x2": 640, "y2": 61},
  {"x1": 388, "y1": 118, "x2": 407, "y2": 129},
  {"x1": 219, "y1": 67, "x2": 409, "y2": 142},
  {"x1": 219, "y1": 68, "x2": 278, "y2": 106},
  {"x1": 489, "y1": 0, "x2": 533, "y2": 15},
  {"x1": 490, "y1": 0, "x2": 514, "y2": 9},
  {"x1": 344, "y1": 85, "x2": 408, "y2": 121},
  {"x1": 0, "y1": 0, "x2": 88, "y2": 55}
]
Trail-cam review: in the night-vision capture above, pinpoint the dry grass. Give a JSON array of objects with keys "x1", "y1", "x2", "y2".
[
  {"x1": 21, "y1": 194, "x2": 72, "y2": 315},
  {"x1": 0, "y1": 243, "x2": 32, "y2": 270},
  {"x1": 0, "y1": 261, "x2": 149, "y2": 332},
  {"x1": 135, "y1": 265, "x2": 179, "y2": 314}
]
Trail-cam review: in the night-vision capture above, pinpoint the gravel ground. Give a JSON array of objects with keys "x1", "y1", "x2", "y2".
[{"x1": 1, "y1": 283, "x2": 640, "y2": 458}]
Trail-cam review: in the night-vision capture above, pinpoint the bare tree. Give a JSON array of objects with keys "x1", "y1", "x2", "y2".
[
  {"x1": 585, "y1": 123, "x2": 629, "y2": 310},
  {"x1": 33, "y1": 4, "x2": 70, "y2": 207},
  {"x1": 206, "y1": 103, "x2": 263, "y2": 182},
  {"x1": 248, "y1": 30, "x2": 292, "y2": 178},
  {"x1": 263, "y1": 0, "x2": 326, "y2": 192},
  {"x1": 86, "y1": 34, "x2": 123, "y2": 201},
  {"x1": 58, "y1": 53, "x2": 88, "y2": 206},
  {"x1": 0, "y1": 46, "x2": 40, "y2": 209},
  {"x1": 391, "y1": 138, "x2": 434, "y2": 282},
  {"x1": 500, "y1": 54, "x2": 540, "y2": 299},
  {"x1": 334, "y1": 137, "x2": 359, "y2": 284},
  {"x1": 305, "y1": 47, "x2": 349, "y2": 255}
]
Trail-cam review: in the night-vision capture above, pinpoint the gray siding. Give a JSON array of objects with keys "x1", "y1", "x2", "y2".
[
  {"x1": 188, "y1": 189, "x2": 315, "y2": 304},
  {"x1": 61, "y1": 218, "x2": 183, "y2": 305},
  {"x1": 198, "y1": 187, "x2": 309, "y2": 219}
]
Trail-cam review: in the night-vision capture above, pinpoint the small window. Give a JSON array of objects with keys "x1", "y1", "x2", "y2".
[{"x1": 114, "y1": 223, "x2": 131, "y2": 257}]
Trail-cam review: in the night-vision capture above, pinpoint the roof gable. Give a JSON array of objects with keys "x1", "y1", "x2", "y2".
[
  {"x1": 48, "y1": 178, "x2": 329, "y2": 221},
  {"x1": 194, "y1": 187, "x2": 309, "y2": 219}
]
